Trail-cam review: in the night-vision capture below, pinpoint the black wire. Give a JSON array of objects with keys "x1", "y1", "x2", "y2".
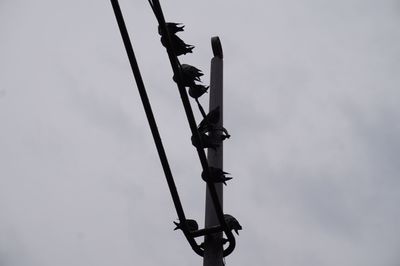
[
  {"x1": 109, "y1": 0, "x2": 204, "y2": 257},
  {"x1": 149, "y1": 0, "x2": 236, "y2": 257},
  {"x1": 195, "y1": 98, "x2": 207, "y2": 118},
  {"x1": 148, "y1": 0, "x2": 156, "y2": 17}
]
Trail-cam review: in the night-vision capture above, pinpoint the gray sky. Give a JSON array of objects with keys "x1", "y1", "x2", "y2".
[{"x1": 1, "y1": 0, "x2": 400, "y2": 265}]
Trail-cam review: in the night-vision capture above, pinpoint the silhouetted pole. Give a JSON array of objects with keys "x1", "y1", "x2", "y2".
[{"x1": 203, "y1": 36, "x2": 224, "y2": 266}]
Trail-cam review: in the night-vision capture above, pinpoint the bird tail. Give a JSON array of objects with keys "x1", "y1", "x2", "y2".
[
  {"x1": 223, "y1": 177, "x2": 233, "y2": 186},
  {"x1": 173, "y1": 221, "x2": 180, "y2": 230},
  {"x1": 186, "y1": 46, "x2": 194, "y2": 53}
]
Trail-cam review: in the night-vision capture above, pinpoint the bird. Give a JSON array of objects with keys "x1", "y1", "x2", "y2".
[
  {"x1": 198, "y1": 106, "x2": 220, "y2": 132},
  {"x1": 201, "y1": 167, "x2": 232, "y2": 185},
  {"x1": 188, "y1": 84, "x2": 209, "y2": 99},
  {"x1": 224, "y1": 214, "x2": 242, "y2": 235},
  {"x1": 198, "y1": 106, "x2": 231, "y2": 139},
  {"x1": 173, "y1": 64, "x2": 203, "y2": 86},
  {"x1": 158, "y1": 22, "x2": 185, "y2": 35},
  {"x1": 191, "y1": 132, "x2": 220, "y2": 150},
  {"x1": 173, "y1": 219, "x2": 199, "y2": 232},
  {"x1": 161, "y1": 34, "x2": 194, "y2": 56}
]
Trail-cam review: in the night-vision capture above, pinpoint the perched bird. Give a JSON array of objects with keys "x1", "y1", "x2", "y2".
[
  {"x1": 189, "y1": 84, "x2": 209, "y2": 99},
  {"x1": 198, "y1": 106, "x2": 220, "y2": 132},
  {"x1": 161, "y1": 34, "x2": 194, "y2": 56},
  {"x1": 191, "y1": 132, "x2": 220, "y2": 150},
  {"x1": 173, "y1": 219, "x2": 199, "y2": 232},
  {"x1": 201, "y1": 167, "x2": 232, "y2": 185},
  {"x1": 158, "y1": 22, "x2": 185, "y2": 35},
  {"x1": 173, "y1": 64, "x2": 203, "y2": 87},
  {"x1": 198, "y1": 106, "x2": 231, "y2": 139},
  {"x1": 224, "y1": 214, "x2": 242, "y2": 235},
  {"x1": 181, "y1": 64, "x2": 203, "y2": 81}
]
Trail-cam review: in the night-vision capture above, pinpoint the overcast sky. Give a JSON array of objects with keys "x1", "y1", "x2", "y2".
[{"x1": 1, "y1": 0, "x2": 400, "y2": 265}]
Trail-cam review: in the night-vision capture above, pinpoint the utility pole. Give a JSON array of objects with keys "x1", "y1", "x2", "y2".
[{"x1": 203, "y1": 36, "x2": 224, "y2": 266}]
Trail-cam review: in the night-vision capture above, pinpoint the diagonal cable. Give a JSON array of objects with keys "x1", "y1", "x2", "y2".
[{"x1": 109, "y1": 0, "x2": 203, "y2": 256}]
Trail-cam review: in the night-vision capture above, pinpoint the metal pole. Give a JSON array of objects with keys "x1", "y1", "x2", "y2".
[{"x1": 203, "y1": 36, "x2": 224, "y2": 266}]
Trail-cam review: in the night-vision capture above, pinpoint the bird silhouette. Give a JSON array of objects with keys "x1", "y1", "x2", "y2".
[
  {"x1": 201, "y1": 167, "x2": 232, "y2": 185},
  {"x1": 224, "y1": 214, "x2": 242, "y2": 235},
  {"x1": 191, "y1": 132, "x2": 220, "y2": 150},
  {"x1": 161, "y1": 34, "x2": 194, "y2": 56},
  {"x1": 173, "y1": 64, "x2": 203, "y2": 86},
  {"x1": 189, "y1": 84, "x2": 209, "y2": 99},
  {"x1": 198, "y1": 106, "x2": 231, "y2": 139},
  {"x1": 173, "y1": 219, "x2": 199, "y2": 232},
  {"x1": 158, "y1": 22, "x2": 185, "y2": 35},
  {"x1": 198, "y1": 106, "x2": 220, "y2": 132}
]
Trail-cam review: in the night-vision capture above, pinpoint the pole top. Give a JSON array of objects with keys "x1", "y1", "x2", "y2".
[{"x1": 211, "y1": 36, "x2": 223, "y2": 59}]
